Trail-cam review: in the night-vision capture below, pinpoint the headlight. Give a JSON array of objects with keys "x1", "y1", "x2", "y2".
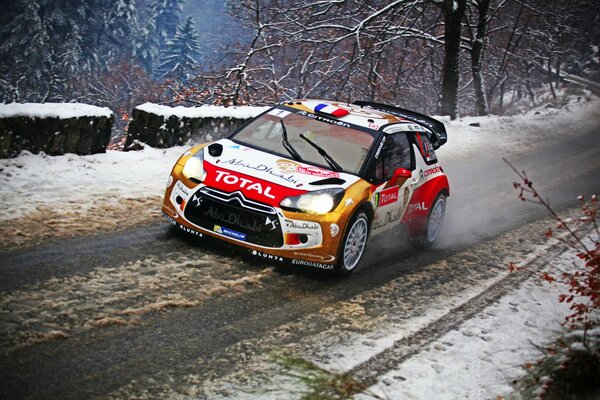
[
  {"x1": 280, "y1": 188, "x2": 345, "y2": 214},
  {"x1": 182, "y1": 150, "x2": 207, "y2": 182}
]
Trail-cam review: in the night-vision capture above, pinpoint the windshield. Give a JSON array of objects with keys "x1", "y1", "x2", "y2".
[{"x1": 231, "y1": 107, "x2": 377, "y2": 175}]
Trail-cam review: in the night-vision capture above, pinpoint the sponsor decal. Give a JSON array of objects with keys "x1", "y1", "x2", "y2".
[
  {"x1": 423, "y1": 166, "x2": 442, "y2": 178},
  {"x1": 220, "y1": 158, "x2": 301, "y2": 186},
  {"x1": 214, "y1": 225, "x2": 247, "y2": 241},
  {"x1": 179, "y1": 224, "x2": 203, "y2": 237},
  {"x1": 163, "y1": 204, "x2": 178, "y2": 219},
  {"x1": 297, "y1": 110, "x2": 351, "y2": 128},
  {"x1": 345, "y1": 198, "x2": 354, "y2": 207},
  {"x1": 276, "y1": 159, "x2": 300, "y2": 174},
  {"x1": 330, "y1": 223, "x2": 340, "y2": 238},
  {"x1": 250, "y1": 250, "x2": 284, "y2": 262},
  {"x1": 372, "y1": 209, "x2": 402, "y2": 230},
  {"x1": 276, "y1": 159, "x2": 339, "y2": 178},
  {"x1": 291, "y1": 259, "x2": 334, "y2": 270},
  {"x1": 204, "y1": 206, "x2": 263, "y2": 232},
  {"x1": 214, "y1": 169, "x2": 276, "y2": 199},
  {"x1": 407, "y1": 201, "x2": 428, "y2": 214},
  {"x1": 176, "y1": 181, "x2": 190, "y2": 196},
  {"x1": 419, "y1": 169, "x2": 425, "y2": 181},
  {"x1": 297, "y1": 166, "x2": 339, "y2": 178},
  {"x1": 292, "y1": 252, "x2": 336, "y2": 263},
  {"x1": 374, "y1": 137, "x2": 386, "y2": 159},
  {"x1": 228, "y1": 145, "x2": 249, "y2": 151},
  {"x1": 162, "y1": 212, "x2": 177, "y2": 225},
  {"x1": 403, "y1": 187, "x2": 410, "y2": 206},
  {"x1": 375, "y1": 186, "x2": 399, "y2": 207},
  {"x1": 368, "y1": 123, "x2": 379, "y2": 129},
  {"x1": 285, "y1": 220, "x2": 320, "y2": 230}
]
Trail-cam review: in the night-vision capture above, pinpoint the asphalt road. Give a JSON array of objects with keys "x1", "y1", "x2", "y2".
[{"x1": 0, "y1": 123, "x2": 599, "y2": 399}]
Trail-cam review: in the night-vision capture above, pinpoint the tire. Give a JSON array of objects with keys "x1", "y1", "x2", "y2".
[
  {"x1": 410, "y1": 193, "x2": 447, "y2": 248},
  {"x1": 411, "y1": 193, "x2": 446, "y2": 248},
  {"x1": 335, "y1": 212, "x2": 370, "y2": 276}
]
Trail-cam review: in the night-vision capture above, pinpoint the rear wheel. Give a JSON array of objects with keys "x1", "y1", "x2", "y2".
[
  {"x1": 335, "y1": 212, "x2": 369, "y2": 276},
  {"x1": 411, "y1": 193, "x2": 446, "y2": 248}
]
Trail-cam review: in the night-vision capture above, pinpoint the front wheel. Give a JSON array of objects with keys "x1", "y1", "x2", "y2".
[{"x1": 335, "y1": 212, "x2": 370, "y2": 276}]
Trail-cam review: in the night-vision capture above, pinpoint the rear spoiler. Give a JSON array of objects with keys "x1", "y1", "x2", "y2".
[{"x1": 353, "y1": 101, "x2": 447, "y2": 149}]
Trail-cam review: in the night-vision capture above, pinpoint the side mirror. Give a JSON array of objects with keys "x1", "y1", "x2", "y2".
[{"x1": 391, "y1": 167, "x2": 412, "y2": 183}]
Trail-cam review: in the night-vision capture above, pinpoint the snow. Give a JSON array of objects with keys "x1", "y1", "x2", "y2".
[
  {"x1": 136, "y1": 102, "x2": 269, "y2": 119},
  {"x1": 0, "y1": 146, "x2": 185, "y2": 221},
  {"x1": 0, "y1": 102, "x2": 113, "y2": 119},
  {"x1": 355, "y1": 238, "x2": 589, "y2": 400}
]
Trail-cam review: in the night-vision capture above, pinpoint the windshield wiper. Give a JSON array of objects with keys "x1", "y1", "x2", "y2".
[
  {"x1": 299, "y1": 133, "x2": 343, "y2": 172},
  {"x1": 280, "y1": 119, "x2": 302, "y2": 162}
]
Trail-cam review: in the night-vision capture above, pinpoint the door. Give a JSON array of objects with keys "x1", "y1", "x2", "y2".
[{"x1": 369, "y1": 132, "x2": 415, "y2": 236}]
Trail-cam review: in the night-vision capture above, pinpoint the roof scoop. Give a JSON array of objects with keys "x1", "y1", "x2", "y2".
[{"x1": 310, "y1": 177, "x2": 346, "y2": 186}]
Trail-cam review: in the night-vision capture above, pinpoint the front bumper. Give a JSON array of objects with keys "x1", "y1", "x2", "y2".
[{"x1": 163, "y1": 178, "x2": 350, "y2": 270}]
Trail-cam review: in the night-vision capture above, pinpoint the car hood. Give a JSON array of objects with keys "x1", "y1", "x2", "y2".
[{"x1": 200, "y1": 139, "x2": 361, "y2": 204}]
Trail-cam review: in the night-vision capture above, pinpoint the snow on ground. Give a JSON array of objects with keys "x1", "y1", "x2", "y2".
[
  {"x1": 0, "y1": 146, "x2": 185, "y2": 221},
  {"x1": 355, "y1": 238, "x2": 587, "y2": 400}
]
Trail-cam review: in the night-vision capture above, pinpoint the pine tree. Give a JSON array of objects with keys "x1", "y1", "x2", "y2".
[
  {"x1": 151, "y1": 0, "x2": 183, "y2": 50},
  {"x1": 157, "y1": 16, "x2": 201, "y2": 81},
  {"x1": 100, "y1": 0, "x2": 141, "y2": 65},
  {"x1": 0, "y1": 2, "x2": 52, "y2": 101}
]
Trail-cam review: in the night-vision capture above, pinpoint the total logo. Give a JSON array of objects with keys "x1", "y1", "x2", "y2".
[
  {"x1": 375, "y1": 186, "x2": 399, "y2": 207},
  {"x1": 214, "y1": 170, "x2": 276, "y2": 199}
]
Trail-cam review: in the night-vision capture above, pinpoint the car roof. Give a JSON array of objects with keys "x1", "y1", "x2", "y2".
[
  {"x1": 281, "y1": 99, "x2": 406, "y2": 131},
  {"x1": 280, "y1": 99, "x2": 447, "y2": 149}
]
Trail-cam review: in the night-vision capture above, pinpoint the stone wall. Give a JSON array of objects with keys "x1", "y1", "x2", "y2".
[
  {"x1": 0, "y1": 104, "x2": 114, "y2": 158},
  {"x1": 124, "y1": 103, "x2": 267, "y2": 149}
]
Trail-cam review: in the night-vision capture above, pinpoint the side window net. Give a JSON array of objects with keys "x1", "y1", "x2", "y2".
[{"x1": 373, "y1": 133, "x2": 412, "y2": 181}]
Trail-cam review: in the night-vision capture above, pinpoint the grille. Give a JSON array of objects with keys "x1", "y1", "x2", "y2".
[{"x1": 184, "y1": 188, "x2": 283, "y2": 247}]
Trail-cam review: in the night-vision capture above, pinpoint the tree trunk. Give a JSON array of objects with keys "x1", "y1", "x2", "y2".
[
  {"x1": 440, "y1": 0, "x2": 467, "y2": 120},
  {"x1": 548, "y1": 58, "x2": 557, "y2": 101},
  {"x1": 499, "y1": 80, "x2": 505, "y2": 113},
  {"x1": 471, "y1": 0, "x2": 490, "y2": 116}
]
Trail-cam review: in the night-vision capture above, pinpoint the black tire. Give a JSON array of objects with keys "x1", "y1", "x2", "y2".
[
  {"x1": 410, "y1": 193, "x2": 446, "y2": 248},
  {"x1": 335, "y1": 212, "x2": 370, "y2": 276}
]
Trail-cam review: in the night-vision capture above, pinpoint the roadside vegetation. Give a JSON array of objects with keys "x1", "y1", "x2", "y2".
[{"x1": 506, "y1": 162, "x2": 600, "y2": 399}]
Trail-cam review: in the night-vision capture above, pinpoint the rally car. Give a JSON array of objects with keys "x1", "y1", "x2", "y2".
[{"x1": 162, "y1": 100, "x2": 449, "y2": 275}]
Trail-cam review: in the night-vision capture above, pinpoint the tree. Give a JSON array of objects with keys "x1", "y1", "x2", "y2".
[
  {"x1": 157, "y1": 16, "x2": 201, "y2": 81},
  {"x1": 435, "y1": 0, "x2": 467, "y2": 119},
  {"x1": 151, "y1": 0, "x2": 183, "y2": 49},
  {"x1": 465, "y1": 0, "x2": 491, "y2": 116}
]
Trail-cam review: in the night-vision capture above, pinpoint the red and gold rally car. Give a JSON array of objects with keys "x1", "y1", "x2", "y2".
[{"x1": 162, "y1": 100, "x2": 449, "y2": 275}]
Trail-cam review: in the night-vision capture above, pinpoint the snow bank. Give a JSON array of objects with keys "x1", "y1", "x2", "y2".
[
  {"x1": 437, "y1": 95, "x2": 600, "y2": 159},
  {"x1": 0, "y1": 146, "x2": 185, "y2": 221},
  {"x1": 0, "y1": 103, "x2": 113, "y2": 119},
  {"x1": 135, "y1": 102, "x2": 268, "y2": 120}
]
